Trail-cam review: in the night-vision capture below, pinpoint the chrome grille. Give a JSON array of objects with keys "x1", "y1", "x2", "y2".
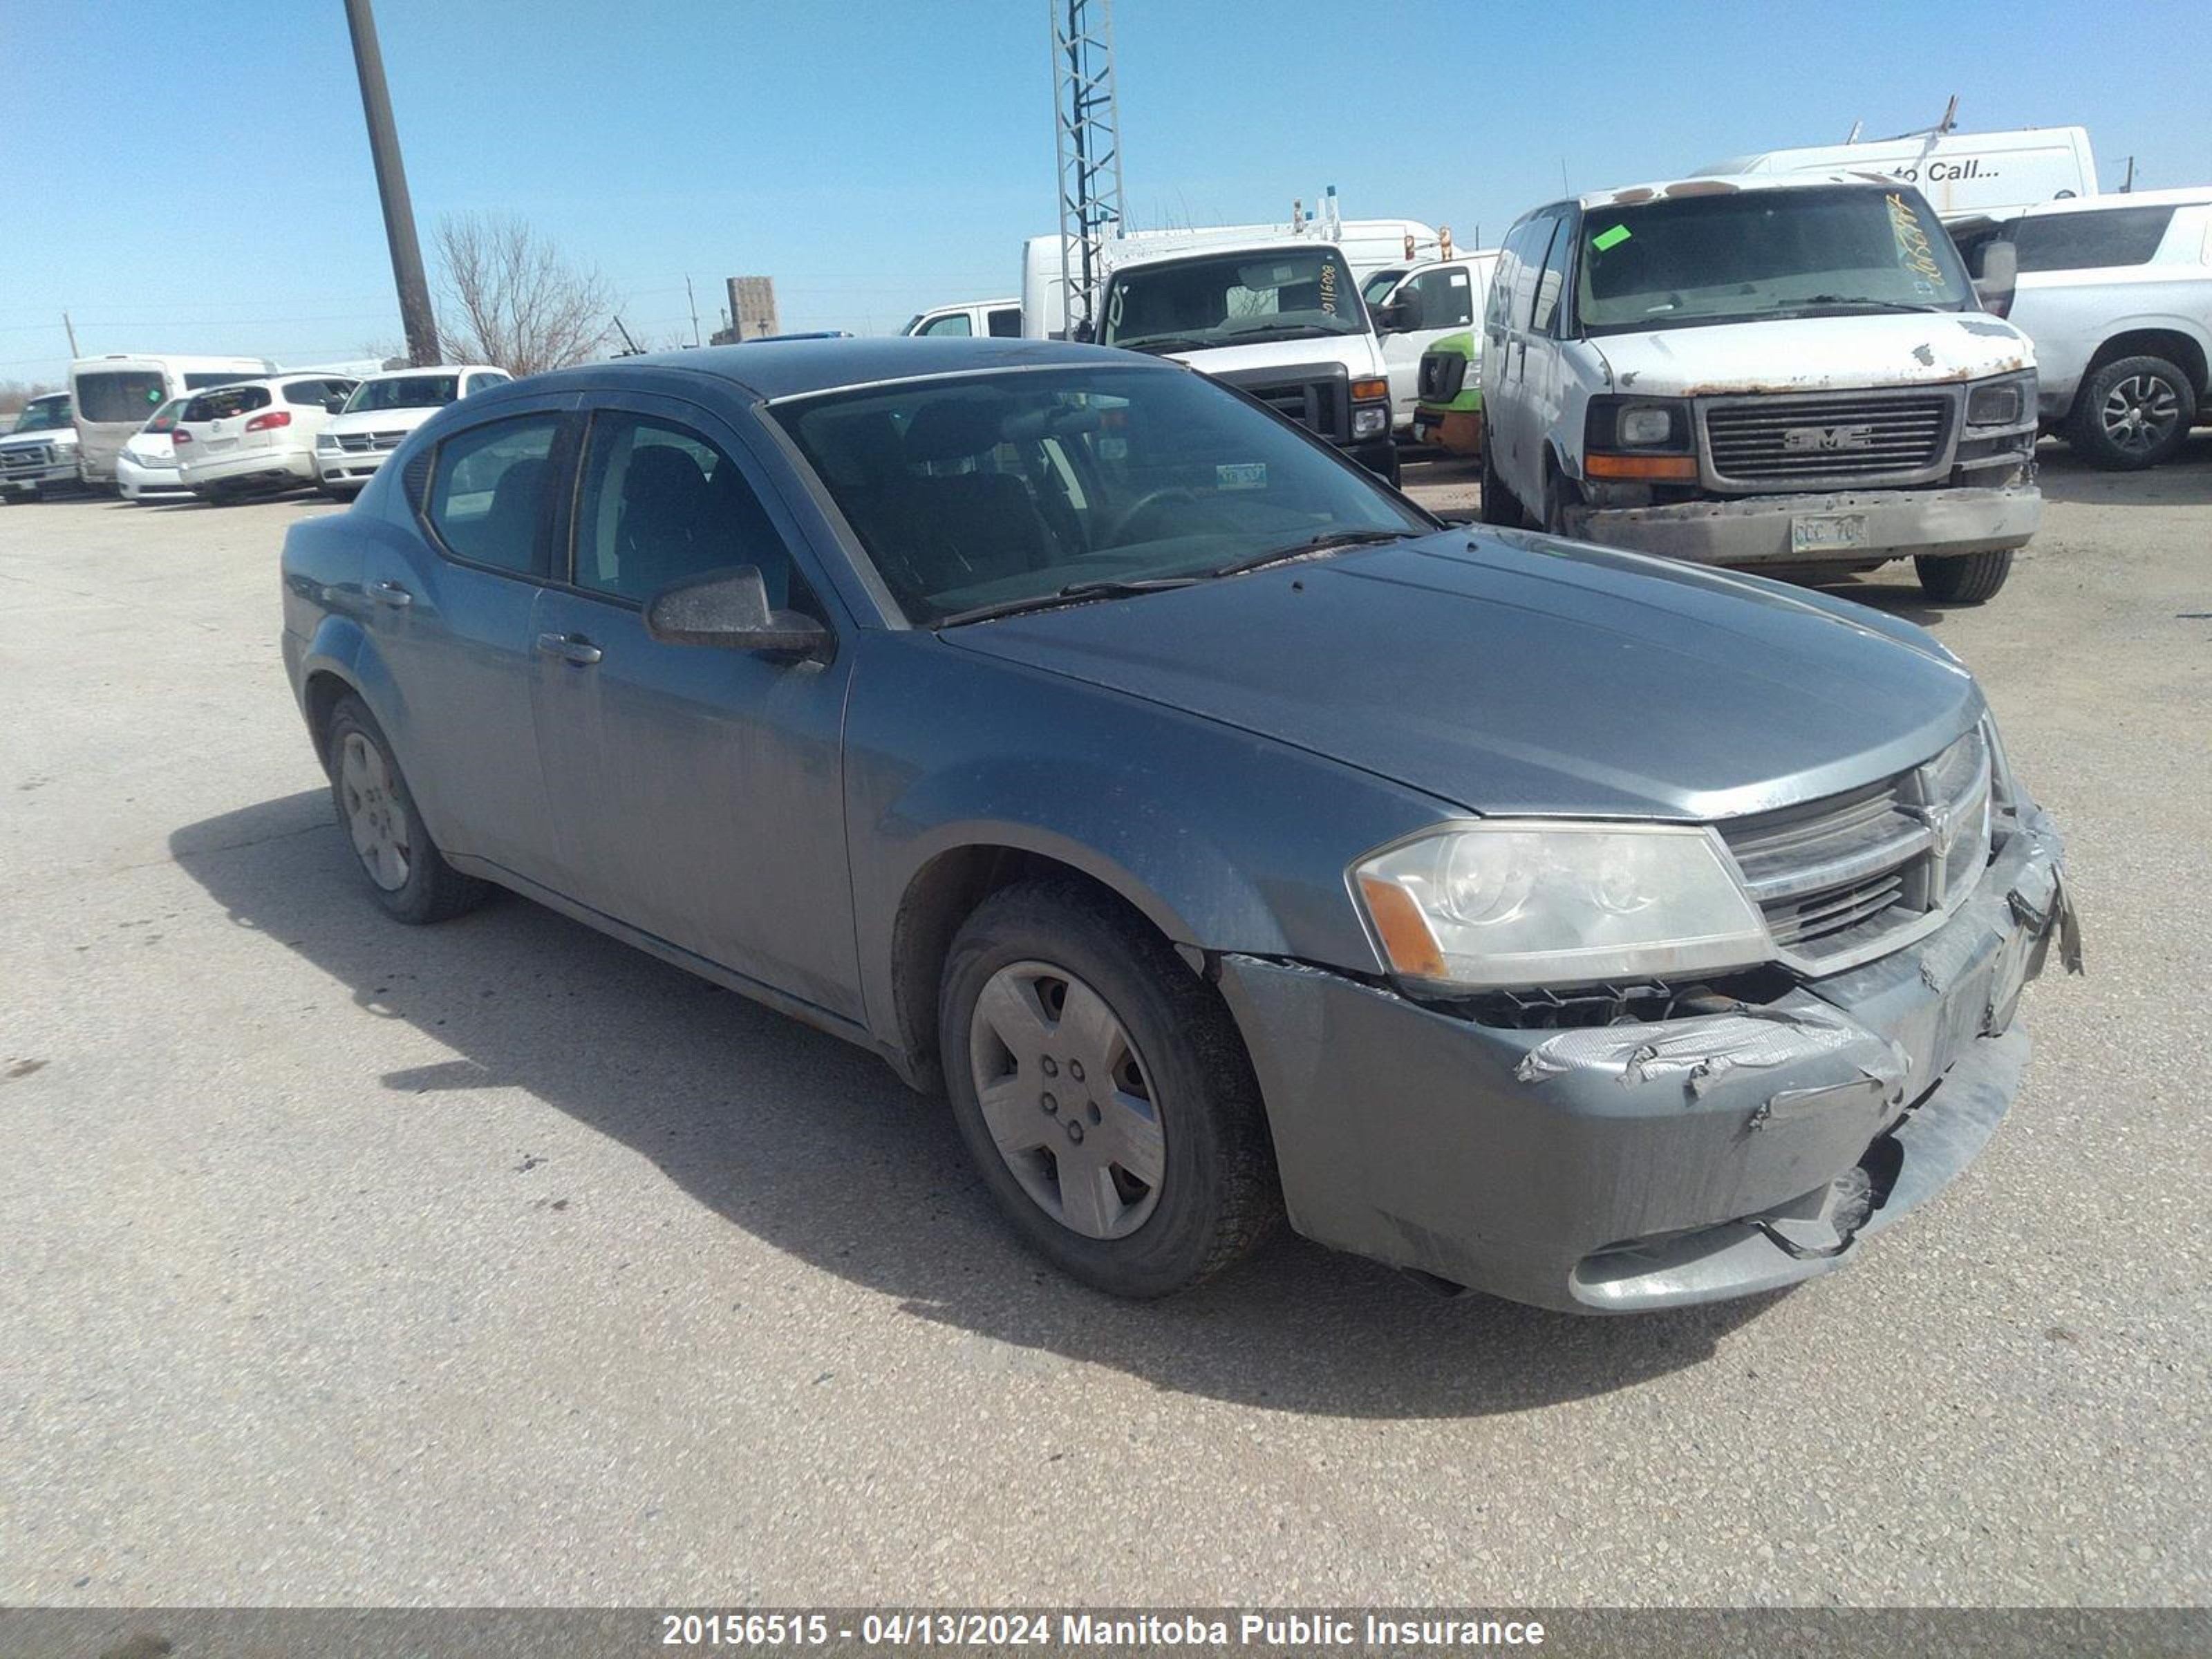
[
  {"x1": 1718, "y1": 727, "x2": 1992, "y2": 973},
  {"x1": 336, "y1": 429, "x2": 409, "y2": 454},
  {"x1": 1702, "y1": 389, "x2": 1955, "y2": 488},
  {"x1": 1, "y1": 444, "x2": 53, "y2": 473}
]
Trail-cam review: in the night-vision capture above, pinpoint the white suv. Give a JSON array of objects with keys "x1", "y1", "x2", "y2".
[
  {"x1": 1957, "y1": 187, "x2": 2212, "y2": 469},
  {"x1": 172, "y1": 375, "x2": 361, "y2": 503},
  {"x1": 313, "y1": 364, "x2": 510, "y2": 498}
]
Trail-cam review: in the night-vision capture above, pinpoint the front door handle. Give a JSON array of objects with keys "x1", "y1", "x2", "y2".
[
  {"x1": 369, "y1": 580, "x2": 413, "y2": 608},
  {"x1": 536, "y1": 631, "x2": 603, "y2": 666}
]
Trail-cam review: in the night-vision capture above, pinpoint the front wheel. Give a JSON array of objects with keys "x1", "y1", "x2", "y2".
[
  {"x1": 1915, "y1": 550, "x2": 2014, "y2": 604},
  {"x1": 324, "y1": 695, "x2": 491, "y2": 924},
  {"x1": 1478, "y1": 442, "x2": 1523, "y2": 525},
  {"x1": 939, "y1": 881, "x2": 1280, "y2": 1297}
]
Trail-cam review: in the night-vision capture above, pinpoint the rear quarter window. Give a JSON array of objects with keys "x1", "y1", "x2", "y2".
[{"x1": 2014, "y1": 206, "x2": 2178, "y2": 272}]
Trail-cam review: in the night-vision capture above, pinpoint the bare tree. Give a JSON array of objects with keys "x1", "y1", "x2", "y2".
[
  {"x1": 432, "y1": 212, "x2": 613, "y2": 375},
  {"x1": 0, "y1": 379, "x2": 61, "y2": 419}
]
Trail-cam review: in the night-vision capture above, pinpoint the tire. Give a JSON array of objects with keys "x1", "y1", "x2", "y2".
[
  {"x1": 2065, "y1": 354, "x2": 2197, "y2": 470},
  {"x1": 1915, "y1": 550, "x2": 2014, "y2": 604},
  {"x1": 323, "y1": 694, "x2": 491, "y2": 924},
  {"x1": 1478, "y1": 440, "x2": 1524, "y2": 526},
  {"x1": 939, "y1": 880, "x2": 1281, "y2": 1297}
]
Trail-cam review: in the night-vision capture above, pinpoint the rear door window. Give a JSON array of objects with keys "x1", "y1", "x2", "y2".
[
  {"x1": 75, "y1": 371, "x2": 169, "y2": 424},
  {"x1": 986, "y1": 308, "x2": 1022, "y2": 338},
  {"x1": 2013, "y1": 206, "x2": 2178, "y2": 272},
  {"x1": 425, "y1": 415, "x2": 561, "y2": 576}
]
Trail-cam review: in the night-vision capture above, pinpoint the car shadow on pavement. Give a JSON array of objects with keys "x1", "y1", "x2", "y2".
[
  {"x1": 2032, "y1": 433, "x2": 2212, "y2": 507},
  {"x1": 172, "y1": 791, "x2": 1777, "y2": 1421}
]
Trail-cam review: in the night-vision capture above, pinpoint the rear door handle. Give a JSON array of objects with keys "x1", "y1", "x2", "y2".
[
  {"x1": 369, "y1": 580, "x2": 413, "y2": 608},
  {"x1": 536, "y1": 631, "x2": 603, "y2": 666}
]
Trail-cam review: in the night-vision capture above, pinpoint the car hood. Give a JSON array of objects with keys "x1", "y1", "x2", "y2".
[
  {"x1": 324, "y1": 404, "x2": 443, "y2": 435},
  {"x1": 1147, "y1": 335, "x2": 1380, "y2": 377},
  {"x1": 124, "y1": 433, "x2": 177, "y2": 465},
  {"x1": 940, "y1": 529, "x2": 1983, "y2": 821},
  {"x1": 1593, "y1": 310, "x2": 2034, "y2": 395},
  {"x1": 0, "y1": 427, "x2": 74, "y2": 451}
]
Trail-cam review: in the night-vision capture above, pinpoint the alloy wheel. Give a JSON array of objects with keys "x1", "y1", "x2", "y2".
[
  {"x1": 2100, "y1": 371, "x2": 2182, "y2": 455},
  {"x1": 967, "y1": 960, "x2": 1166, "y2": 1239}
]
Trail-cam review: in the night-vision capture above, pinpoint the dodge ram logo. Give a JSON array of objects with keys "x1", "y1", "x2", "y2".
[{"x1": 1781, "y1": 423, "x2": 1880, "y2": 453}]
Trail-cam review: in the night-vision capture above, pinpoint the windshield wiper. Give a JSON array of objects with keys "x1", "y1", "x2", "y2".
[
  {"x1": 1113, "y1": 335, "x2": 1216, "y2": 355},
  {"x1": 932, "y1": 576, "x2": 1199, "y2": 629},
  {"x1": 1789, "y1": 296, "x2": 1947, "y2": 314},
  {"x1": 1219, "y1": 322, "x2": 1349, "y2": 344},
  {"x1": 1208, "y1": 527, "x2": 1423, "y2": 579}
]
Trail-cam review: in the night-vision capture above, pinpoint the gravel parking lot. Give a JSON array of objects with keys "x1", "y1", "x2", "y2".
[{"x1": 3, "y1": 444, "x2": 2208, "y2": 1607}]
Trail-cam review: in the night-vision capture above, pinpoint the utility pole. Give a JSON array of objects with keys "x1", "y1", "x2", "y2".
[
  {"x1": 1051, "y1": 0, "x2": 1126, "y2": 340},
  {"x1": 343, "y1": 0, "x2": 439, "y2": 366},
  {"x1": 686, "y1": 276, "x2": 702, "y2": 348},
  {"x1": 62, "y1": 312, "x2": 79, "y2": 357}
]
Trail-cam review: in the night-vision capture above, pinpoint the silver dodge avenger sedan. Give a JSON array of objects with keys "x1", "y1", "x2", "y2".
[{"x1": 280, "y1": 338, "x2": 2079, "y2": 1313}]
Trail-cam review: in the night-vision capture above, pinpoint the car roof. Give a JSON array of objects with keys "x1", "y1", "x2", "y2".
[
  {"x1": 2009, "y1": 185, "x2": 2212, "y2": 217},
  {"x1": 355, "y1": 363, "x2": 503, "y2": 379},
  {"x1": 1542, "y1": 172, "x2": 1900, "y2": 216},
  {"x1": 522, "y1": 336, "x2": 1154, "y2": 402}
]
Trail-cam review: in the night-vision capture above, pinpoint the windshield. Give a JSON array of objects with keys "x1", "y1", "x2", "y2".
[
  {"x1": 75, "y1": 370, "x2": 171, "y2": 424},
  {"x1": 774, "y1": 366, "x2": 1430, "y2": 625},
  {"x1": 11, "y1": 397, "x2": 71, "y2": 433},
  {"x1": 1575, "y1": 185, "x2": 1972, "y2": 335},
  {"x1": 345, "y1": 374, "x2": 461, "y2": 413},
  {"x1": 1103, "y1": 248, "x2": 1368, "y2": 352}
]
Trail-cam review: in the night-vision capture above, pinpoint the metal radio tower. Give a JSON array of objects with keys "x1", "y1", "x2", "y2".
[{"x1": 1051, "y1": 0, "x2": 1126, "y2": 338}]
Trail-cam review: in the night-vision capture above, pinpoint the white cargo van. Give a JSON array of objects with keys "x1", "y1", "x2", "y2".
[
  {"x1": 1479, "y1": 174, "x2": 2041, "y2": 604},
  {"x1": 901, "y1": 299, "x2": 1024, "y2": 339},
  {"x1": 1951, "y1": 187, "x2": 2212, "y2": 469},
  {"x1": 1095, "y1": 238, "x2": 1401, "y2": 481},
  {"x1": 1022, "y1": 216, "x2": 1440, "y2": 339},
  {"x1": 1700, "y1": 126, "x2": 2097, "y2": 220}
]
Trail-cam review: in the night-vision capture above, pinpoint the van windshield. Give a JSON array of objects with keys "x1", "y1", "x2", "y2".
[
  {"x1": 345, "y1": 374, "x2": 462, "y2": 413},
  {"x1": 1103, "y1": 248, "x2": 1368, "y2": 352},
  {"x1": 75, "y1": 371, "x2": 170, "y2": 424},
  {"x1": 1575, "y1": 186, "x2": 1974, "y2": 335}
]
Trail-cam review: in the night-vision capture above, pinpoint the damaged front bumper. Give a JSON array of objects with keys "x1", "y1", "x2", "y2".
[
  {"x1": 1217, "y1": 804, "x2": 2079, "y2": 1313},
  {"x1": 1563, "y1": 483, "x2": 2040, "y2": 568}
]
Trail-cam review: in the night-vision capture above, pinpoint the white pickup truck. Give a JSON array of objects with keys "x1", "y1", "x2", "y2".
[
  {"x1": 0, "y1": 393, "x2": 79, "y2": 500},
  {"x1": 1479, "y1": 174, "x2": 2041, "y2": 603},
  {"x1": 1093, "y1": 239, "x2": 1402, "y2": 483}
]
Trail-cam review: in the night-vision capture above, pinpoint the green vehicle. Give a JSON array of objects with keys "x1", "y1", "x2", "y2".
[{"x1": 1410, "y1": 330, "x2": 1483, "y2": 456}]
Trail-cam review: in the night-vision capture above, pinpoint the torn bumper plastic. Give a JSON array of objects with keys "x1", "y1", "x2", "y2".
[{"x1": 1216, "y1": 803, "x2": 2077, "y2": 1313}]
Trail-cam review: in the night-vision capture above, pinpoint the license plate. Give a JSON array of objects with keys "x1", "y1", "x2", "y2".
[{"x1": 1791, "y1": 512, "x2": 1868, "y2": 554}]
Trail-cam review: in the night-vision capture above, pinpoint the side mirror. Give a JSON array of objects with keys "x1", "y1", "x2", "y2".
[
  {"x1": 1973, "y1": 241, "x2": 2018, "y2": 318},
  {"x1": 1070, "y1": 320, "x2": 1097, "y2": 344},
  {"x1": 645, "y1": 565, "x2": 830, "y2": 659},
  {"x1": 1372, "y1": 298, "x2": 1417, "y2": 335},
  {"x1": 324, "y1": 396, "x2": 346, "y2": 414}
]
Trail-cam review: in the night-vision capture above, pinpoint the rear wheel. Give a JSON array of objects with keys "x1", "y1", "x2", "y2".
[
  {"x1": 324, "y1": 695, "x2": 491, "y2": 924},
  {"x1": 1915, "y1": 550, "x2": 2014, "y2": 604},
  {"x1": 939, "y1": 881, "x2": 1280, "y2": 1297},
  {"x1": 2066, "y1": 354, "x2": 2196, "y2": 469}
]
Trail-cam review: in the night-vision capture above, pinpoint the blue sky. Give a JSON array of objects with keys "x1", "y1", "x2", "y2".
[{"x1": 4, "y1": 0, "x2": 2206, "y2": 384}]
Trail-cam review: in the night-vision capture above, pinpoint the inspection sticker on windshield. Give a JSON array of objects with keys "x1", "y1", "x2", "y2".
[
  {"x1": 1591, "y1": 223, "x2": 1632, "y2": 251},
  {"x1": 1791, "y1": 512, "x2": 1869, "y2": 554},
  {"x1": 1217, "y1": 462, "x2": 1268, "y2": 490}
]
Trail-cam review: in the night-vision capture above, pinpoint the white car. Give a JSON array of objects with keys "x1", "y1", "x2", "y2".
[
  {"x1": 0, "y1": 393, "x2": 80, "y2": 500},
  {"x1": 172, "y1": 375, "x2": 361, "y2": 502},
  {"x1": 115, "y1": 397, "x2": 194, "y2": 502},
  {"x1": 901, "y1": 299, "x2": 1022, "y2": 338},
  {"x1": 314, "y1": 364, "x2": 510, "y2": 498},
  {"x1": 1955, "y1": 187, "x2": 2212, "y2": 469}
]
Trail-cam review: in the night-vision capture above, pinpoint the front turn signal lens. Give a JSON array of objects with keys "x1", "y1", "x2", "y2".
[
  {"x1": 1585, "y1": 453, "x2": 1698, "y2": 480},
  {"x1": 1350, "y1": 377, "x2": 1390, "y2": 402}
]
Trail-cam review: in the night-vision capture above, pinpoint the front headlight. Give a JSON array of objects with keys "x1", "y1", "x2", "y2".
[
  {"x1": 1350, "y1": 821, "x2": 1772, "y2": 991},
  {"x1": 1351, "y1": 405, "x2": 1389, "y2": 439},
  {"x1": 1965, "y1": 372, "x2": 2035, "y2": 427}
]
